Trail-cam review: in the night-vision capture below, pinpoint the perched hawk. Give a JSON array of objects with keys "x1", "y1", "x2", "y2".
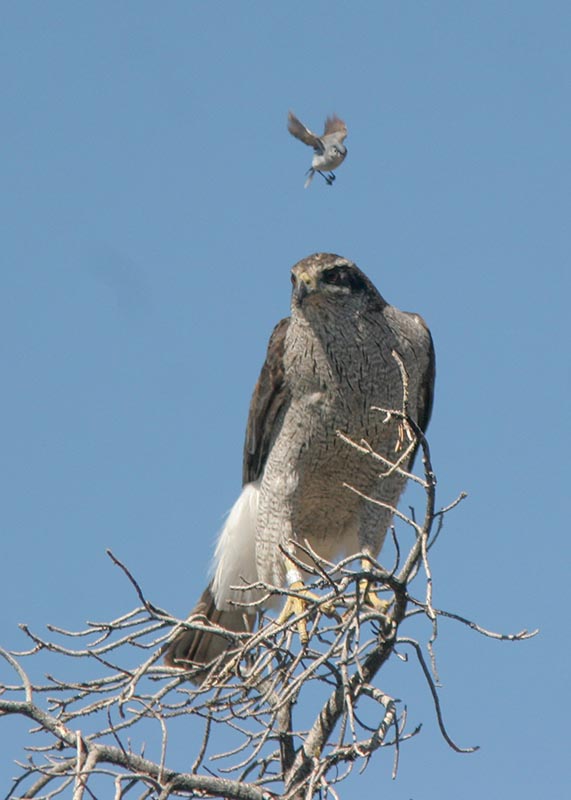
[{"x1": 165, "y1": 253, "x2": 435, "y2": 675}]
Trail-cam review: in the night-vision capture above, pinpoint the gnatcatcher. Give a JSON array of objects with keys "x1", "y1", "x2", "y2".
[{"x1": 287, "y1": 111, "x2": 348, "y2": 188}]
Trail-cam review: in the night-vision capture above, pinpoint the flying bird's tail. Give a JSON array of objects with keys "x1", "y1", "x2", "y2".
[
  {"x1": 164, "y1": 584, "x2": 255, "y2": 684},
  {"x1": 304, "y1": 168, "x2": 315, "y2": 189}
]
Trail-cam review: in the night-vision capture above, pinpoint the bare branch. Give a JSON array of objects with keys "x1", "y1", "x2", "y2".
[{"x1": 1, "y1": 407, "x2": 533, "y2": 799}]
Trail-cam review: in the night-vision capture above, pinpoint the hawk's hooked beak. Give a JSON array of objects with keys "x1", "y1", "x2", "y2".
[{"x1": 293, "y1": 270, "x2": 317, "y2": 305}]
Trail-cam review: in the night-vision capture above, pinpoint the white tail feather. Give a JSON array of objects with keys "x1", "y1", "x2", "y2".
[{"x1": 211, "y1": 481, "x2": 260, "y2": 609}]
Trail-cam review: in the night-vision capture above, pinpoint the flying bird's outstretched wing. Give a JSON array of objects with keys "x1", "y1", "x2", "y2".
[
  {"x1": 323, "y1": 114, "x2": 348, "y2": 141},
  {"x1": 287, "y1": 111, "x2": 322, "y2": 151}
]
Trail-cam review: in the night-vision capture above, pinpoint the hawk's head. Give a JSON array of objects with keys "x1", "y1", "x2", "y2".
[{"x1": 290, "y1": 253, "x2": 384, "y2": 316}]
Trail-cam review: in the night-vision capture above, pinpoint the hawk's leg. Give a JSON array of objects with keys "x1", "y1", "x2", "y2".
[
  {"x1": 275, "y1": 557, "x2": 333, "y2": 643},
  {"x1": 276, "y1": 581, "x2": 314, "y2": 644},
  {"x1": 359, "y1": 557, "x2": 392, "y2": 614}
]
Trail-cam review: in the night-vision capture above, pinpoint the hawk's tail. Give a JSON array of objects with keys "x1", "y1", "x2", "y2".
[{"x1": 164, "y1": 584, "x2": 255, "y2": 684}]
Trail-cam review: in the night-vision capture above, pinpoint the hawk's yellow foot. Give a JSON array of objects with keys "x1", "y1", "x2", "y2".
[
  {"x1": 358, "y1": 579, "x2": 392, "y2": 613},
  {"x1": 359, "y1": 559, "x2": 392, "y2": 614},
  {"x1": 275, "y1": 580, "x2": 321, "y2": 644}
]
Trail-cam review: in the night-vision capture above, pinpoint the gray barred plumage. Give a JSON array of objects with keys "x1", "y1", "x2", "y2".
[{"x1": 165, "y1": 254, "x2": 435, "y2": 679}]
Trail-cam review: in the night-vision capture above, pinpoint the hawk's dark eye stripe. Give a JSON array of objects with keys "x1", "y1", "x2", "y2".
[{"x1": 322, "y1": 267, "x2": 367, "y2": 292}]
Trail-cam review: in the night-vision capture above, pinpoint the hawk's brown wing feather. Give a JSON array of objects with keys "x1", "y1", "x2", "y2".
[
  {"x1": 163, "y1": 584, "x2": 254, "y2": 682},
  {"x1": 165, "y1": 318, "x2": 290, "y2": 677},
  {"x1": 242, "y1": 317, "x2": 290, "y2": 484},
  {"x1": 397, "y1": 312, "x2": 435, "y2": 475},
  {"x1": 408, "y1": 313, "x2": 436, "y2": 435}
]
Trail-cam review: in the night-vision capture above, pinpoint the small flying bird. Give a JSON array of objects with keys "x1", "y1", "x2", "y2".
[{"x1": 287, "y1": 111, "x2": 348, "y2": 188}]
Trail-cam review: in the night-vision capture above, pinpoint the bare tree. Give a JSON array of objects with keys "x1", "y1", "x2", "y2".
[{"x1": 0, "y1": 386, "x2": 536, "y2": 799}]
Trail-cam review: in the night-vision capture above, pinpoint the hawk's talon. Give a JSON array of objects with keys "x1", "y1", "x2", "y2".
[
  {"x1": 359, "y1": 558, "x2": 393, "y2": 616},
  {"x1": 358, "y1": 579, "x2": 392, "y2": 614},
  {"x1": 276, "y1": 581, "x2": 337, "y2": 643},
  {"x1": 276, "y1": 581, "x2": 317, "y2": 643}
]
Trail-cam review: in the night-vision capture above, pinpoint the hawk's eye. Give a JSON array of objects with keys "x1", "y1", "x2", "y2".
[
  {"x1": 290, "y1": 272, "x2": 296, "y2": 285},
  {"x1": 322, "y1": 266, "x2": 367, "y2": 293},
  {"x1": 323, "y1": 268, "x2": 349, "y2": 287}
]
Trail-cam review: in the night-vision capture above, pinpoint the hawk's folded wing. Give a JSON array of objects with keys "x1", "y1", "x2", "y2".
[{"x1": 242, "y1": 317, "x2": 290, "y2": 484}]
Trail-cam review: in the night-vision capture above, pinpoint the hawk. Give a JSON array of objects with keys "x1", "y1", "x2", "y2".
[
  {"x1": 287, "y1": 111, "x2": 348, "y2": 187},
  {"x1": 165, "y1": 253, "x2": 435, "y2": 676}
]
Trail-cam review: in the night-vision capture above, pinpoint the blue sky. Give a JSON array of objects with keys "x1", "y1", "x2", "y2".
[{"x1": 1, "y1": 2, "x2": 569, "y2": 796}]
